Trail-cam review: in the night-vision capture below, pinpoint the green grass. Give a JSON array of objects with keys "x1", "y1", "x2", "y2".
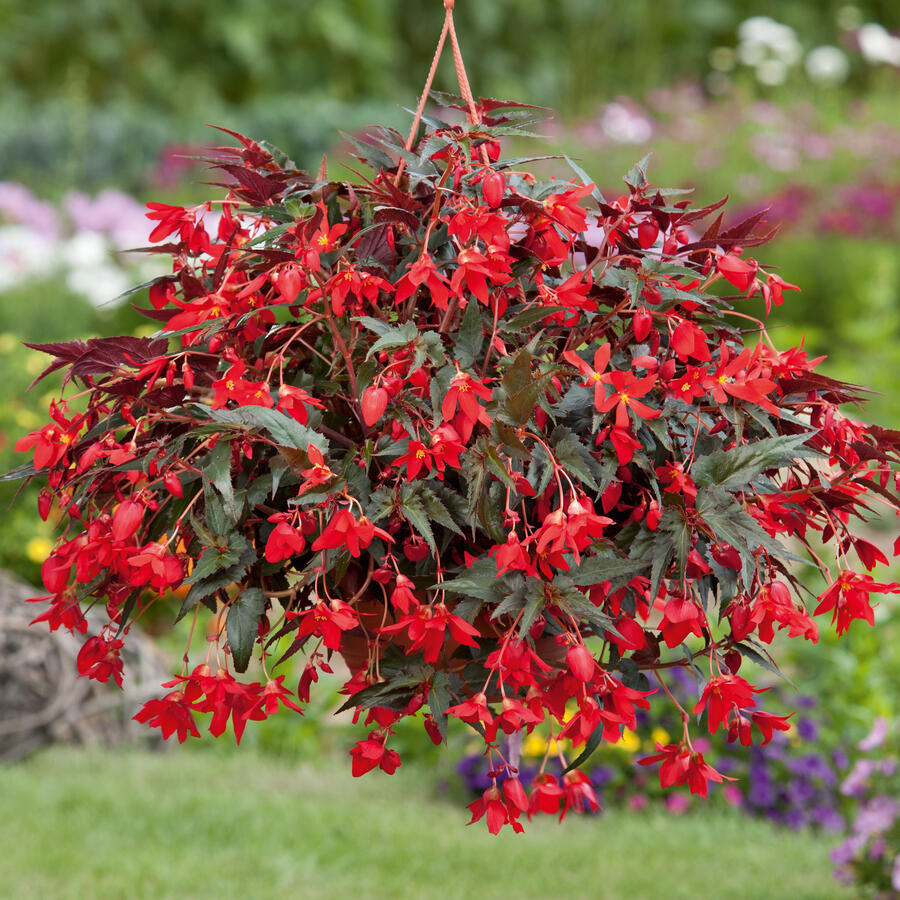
[{"x1": 0, "y1": 747, "x2": 850, "y2": 900}]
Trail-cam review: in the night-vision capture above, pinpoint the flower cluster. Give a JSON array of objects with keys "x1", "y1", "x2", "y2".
[
  {"x1": 0, "y1": 182, "x2": 164, "y2": 305},
  {"x1": 831, "y1": 717, "x2": 900, "y2": 895},
  {"x1": 457, "y1": 667, "x2": 851, "y2": 829},
  {"x1": 9, "y1": 86, "x2": 900, "y2": 834}
]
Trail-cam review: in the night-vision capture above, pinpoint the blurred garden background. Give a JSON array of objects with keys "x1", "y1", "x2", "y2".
[{"x1": 1, "y1": 1, "x2": 899, "y2": 896}]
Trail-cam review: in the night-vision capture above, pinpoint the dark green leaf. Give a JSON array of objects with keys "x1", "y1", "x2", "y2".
[
  {"x1": 455, "y1": 299, "x2": 484, "y2": 370},
  {"x1": 428, "y1": 671, "x2": 452, "y2": 743},
  {"x1": 518, "y1": 579, "x2": 546, "y2": 638},
  {"x1": 227, "y1": 588, "x2": 267, "y2": 673},
  {"x1": 561, "y1": 724, "x2": 605, "y2": 775},
  {"x1": 567, "y1": 555, "x2": 650, "y2": 587},
  {"x1": 200, "y1": 404, "x2": 327, "y2": 453},
  {"x1": 735, "y1": 641, "x2": 797, "y2": 690},
  {"x1": 692, "y1": 433, "x2": 816, "y2": 491},
  {"x1": 365, "y1": 321, "x2": 418, "y2": 359},
  {"x1": 439, "y1": 558, "x2": 502, "y2": 602},
  {"x1": 501, "y1": 305, "x2": 563, "y2": 332},
  {"x1": 203, "y1": 440, "x2": 240, "y2": 522},
  {"x1": 400, "y1": 485, "x2": 437, "y2": 554}
]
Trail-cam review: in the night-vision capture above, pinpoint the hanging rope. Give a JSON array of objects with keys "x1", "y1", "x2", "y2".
[{"x1": 395, "y1": 0, "x2": 488, "y2": 185}]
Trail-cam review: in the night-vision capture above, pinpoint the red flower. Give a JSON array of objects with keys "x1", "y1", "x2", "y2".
[
  {"x1": 658, "y1": 595, "x2": 707, "y2": 648},
  {"x1": 350, "y1": 734, "x2": 401, "y2": 777},
  {"x1": 450, "y1": 247, "x2": 511, "y2": 305},
  {"x1": 127, "y1": 541, "x2": 184, "y2": 592},
  {"x1": 287, "y1": 599, "x2": 359, "y2": 652},
  {"x1": 15, "y1": 421, "x2": 77, "y2": 471},
  {"x1": 442, "y1": 371, "x2": 493, "y2": 426},
  {"x1": 559, "y1": 770, "x2": 601, "y2": 820},
  {"x1": 378, "y1": 603, "x2": 480, "y2": 664},
  {"x1": 638, "y1": 742, "x2": 735, "y2": 797},
  {"x1": 467, "y1": 784, "x2": 524, "y2": 835},
  {"x1": 447, "y1": 692, "x2": 494, "y2": 729},
  {"x1": 276, "y1": 384, "x2": 324, "y2": 424},
  {"x1": 813, "y1": 570, "x2": 898, "y2": 636},
  {"x1": 393, "y1": 439, "x2": 434, "y2": 479},
  {"x1": 389, "y1": 575, "x2": 419, "y2": 614},
  {"x1": 528, "y1": 773, "x2": 564, "y2": 817},
  {"x1": 542, "y1": 183, "x2": 593, "y2": 232},
  {"x1": 693, "y1": 674, "x2": 762, "y2": 734},
  {"x1": 394, "y1": 253, "x2": 451, "y2": 310},
  {"x1": 716, "y1": 252, "x2": 758, "y2": 292},
  {"x1": 28, "y1": 593, "x2": 87, "y2": 634},
  {"x1": 265, "y1": 517, "x2": 306, "y2": 563},
  {"x1": 76, "y1": 635, "x2": 125, "y2": 689},
  {"x1": 133, "y1": 691, "x2": 200, "y2": 743},
  {"x1": 430, "y1": 423, "x2": 465, "y2": 475},
  {"x1": 247, "y1": 675, "x2": 305, "y2": 718},
  {"x1": 597, "y1": 370, "x2": 659, "y2": 429},
  {"x1": 297, "y1": 444, "x2": 335, "y2": 496},
  {"x1": 564, "y1": 344, "x2": 610, "y2": 412},
  {"x1": 311, "y1": 509, "x2": 392, "y2": 557}
]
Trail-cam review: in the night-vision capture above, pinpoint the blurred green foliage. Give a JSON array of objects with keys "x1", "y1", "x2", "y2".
[
  {"x1": 4, "y1": 0, "x2": 896, "y2": 113},
  {"x1": 1, "y1": 0, "x2": 898, "y2": 190}
]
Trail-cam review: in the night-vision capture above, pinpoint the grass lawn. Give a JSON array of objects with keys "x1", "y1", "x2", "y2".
[{"x1": 0, "y1": 747, "x2": 849, "y2": 900}]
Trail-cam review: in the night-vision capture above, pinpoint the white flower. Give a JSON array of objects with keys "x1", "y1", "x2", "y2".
[
  {"x1": 805, "y1": 45, "x2": 850, "y2": 84},
  {"x1": 858, "y1": 22, "x2": 900, "y2": 66}
]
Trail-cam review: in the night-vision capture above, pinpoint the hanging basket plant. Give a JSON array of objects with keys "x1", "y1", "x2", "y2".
[{"x1": 8, "y1": 1, "x2": 900, "y2": 833}]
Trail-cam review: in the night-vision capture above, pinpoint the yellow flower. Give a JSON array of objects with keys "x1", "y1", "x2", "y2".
[
  {"x1": 651, "y1": 727, "x2": 671, "y2": 745},
  {"x1": 615, "y1": 729, "x2": 641, "y2": 752},
  {"x1": 26, "y1": 537, "x2": 54, "y2": 563},
  {"x1": 522, "y1": 734, "x2": 548, "y2": 758}
]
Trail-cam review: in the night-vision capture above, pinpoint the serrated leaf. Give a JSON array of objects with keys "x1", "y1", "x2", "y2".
[
  {"x1": 186, "y1": 544, "x2": 241, "y2": 585},
  {"x1": 353, "y1": 315, "x2": 393, "y2": 337},
  {"x1": 502, "y1": 349, "x2": 533, "y2": 396},
  {"x1": 501, "y1": 305, "x2": 563, "y2": 332},
  {"x1": 624, "y1": 154, "x2": 652, "y2": 189},
  {"x1": 227, "y1": 588, "x2": 267, "y2": 673},
  {"x1": 439, "y1": 558, "x2": 501, "y2": 601},
  {"x1": 518, "y1": 579, "x2": 546, "y2": 638},
  {"x1": 735, "y1": 641, "x2": 797, "y2": 690},
  {"x1": 567, "y1": 555, "x2": 650, "y2": 587},
  {"x1": 455, "y1": 299, "x2": 484, "y2": 370},
  {"x1": 200, "y1": 404, "x2": 327, "y2": 453},
  {"x1": 400, "y1": 486, "x2": 436, "y2": 554},
  {"x1": 365, "y1": 321, "x2": 418, "y2": 359},
  {"x1": 551, "y1": 426, "x2": 602, "y2": 491},
  {"x1": 428, "y1": 671, "x2": 452, "y2": 742},
  {"x1": 419, "y1": 486, "x2": 463, "y2": 535},
  {"x1": 692, "y1": 433, "x2": 816, "y2": 491},
  {"x1": 203, "y1": 440, "x2": 241, "y2": 522}
]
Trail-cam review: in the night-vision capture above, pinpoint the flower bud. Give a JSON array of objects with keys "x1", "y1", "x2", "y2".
[{"x1": 482, "y1": 171, "x2": 505, "y2": 209}]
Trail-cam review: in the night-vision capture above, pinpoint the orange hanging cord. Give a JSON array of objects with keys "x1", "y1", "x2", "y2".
[{"x1": 395, "y1": 0, "x2": 488, "y2": 185}]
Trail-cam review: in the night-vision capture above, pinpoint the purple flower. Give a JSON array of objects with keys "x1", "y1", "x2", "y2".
[
  {"x1": 786, "y1": 754, "x2": 836, "y2": 785},
  {"x1": 589, "y1": 765, "x2": 615, "y2": 788},
  {"x1": 854, "y1": 796, "x2": 899, "y2": 838},
  {"x1": 797, "y1": 717, "x2": 819, "y2": 742},
  {"x1": 814, "y1": 806, "x2": 845, "y2": 833},
  {"x1": 0, "y1": 182, "x2": 60, "y2": 238},
  {"x1": 858, "y1": 716, "x2": 890, "y2": 752},
  {"x1": 892, "y1": 854, "x2": 900, "y2": 891},
  {"x1": 841, "y1": 758, "x2": 879, "y2": 797}
]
